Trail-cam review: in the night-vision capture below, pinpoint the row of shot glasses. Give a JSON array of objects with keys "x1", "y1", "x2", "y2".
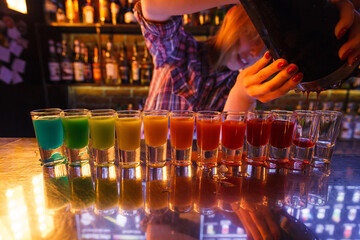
[{"x1": 30, "y1": 109, "x2": 343, "y2": 171}]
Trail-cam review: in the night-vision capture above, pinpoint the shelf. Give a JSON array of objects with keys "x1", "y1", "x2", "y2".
[{"x1": 37, "y1": 23, "x2": 219, "y2": 36}]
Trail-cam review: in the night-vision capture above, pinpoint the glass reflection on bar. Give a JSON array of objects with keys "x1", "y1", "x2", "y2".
[
  {"x1": 145, "y1": 166, "x2": 169, "y2": 215},
  {"x1": 169, "y1": 165, "x2": 193, "y2": 213}
]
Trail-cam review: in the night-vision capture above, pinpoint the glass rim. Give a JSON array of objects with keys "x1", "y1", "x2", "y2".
[
  {"x1": 315, "y1": 110, "x2": 343, "y2": 116},
  {"x1": 170, "y1": 110, "x2": 194, "y2": 114},
  {"x1": 116, "y1": 110, "x2": 142, "y2": 118},
  {"x1": 143, "y1": 109, "x2": 169, "y2": 116},
  {"x1": 30, "y1": 108, "x2": 62, "y2": 116},
  {"x1": 196, "y1": 110, "x2": 221, "y2": 116},
  {"x1": 222, "y1": 111, "x2": 246, "y2": 114},
  {"x1": 61, "y1": 109, "x2": 89, "y2": 116},
  {"x1": 89, "y1": 109, "x2": 116, "y2": 116},
  {"x1": 270, "y1": 110, "x2": 293, "y2": 114}
]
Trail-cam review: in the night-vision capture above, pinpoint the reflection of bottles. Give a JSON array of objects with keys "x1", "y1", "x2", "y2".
[
  {"x1": 140, "y1": 46, "x2": 153, "y2": 85},
  {"x1": 193, "y1": 167, "x2": 218, "y2": 215},
  {"x1": 73, "y1": 40, "x2": 85, "y2": 82},
  {"x1": 169, "y1": 165, "x2": 193, "y2": 213},
  {"x1": 131, "y1": 42, "x2": 140, "y2": 85},
  {"x1": 82, "y1": 0, "x2": 95, "y2": 24},
  {"x1": 43, "y1": 163, "x2": 70, "y2": 211},
  {"x1": 48, "y1": 40, "x2": 61, "y2": 82},
  {"x1": 68, "y1": 163, "x2": 95, "y2": 213},
  {"x1": 119, "y1": 166, "x2": 143, "y2": 216},
  {"x1": 92, "y1": 46, "x2": 102, "y2": 84},
  {"x1": 105, "y1": 41, "x2": 119, "y2": 85},
  {"x1": 60, "y1": 40, "x2": 74, "y2": 83},
  {"x1": 118, "y1": 43, "x2": 130, "y2": 84},
  {"x1": 145, "y1": 166, "x2": 169, "y2": 215},
  {"x1": 95, "y1": 164, "x2": 119, "y2": 215}
]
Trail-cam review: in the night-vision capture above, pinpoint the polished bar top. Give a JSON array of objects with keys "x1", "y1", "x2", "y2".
[{"x1": 0, "y1": 138, "x2": 359, "y2": 240}]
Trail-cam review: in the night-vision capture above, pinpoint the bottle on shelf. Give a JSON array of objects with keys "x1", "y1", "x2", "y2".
[
  {"x1": 131, "y1": 41, "x2": 141, "y2": 85},
  {"x1": 92, "y1": 46, "x2": 102, "y2": 84},
  {"x1": 140, "y1": 45, "x2": 153, "y2": 85},
  {"x1": 56, "y1": 1, "x2": 66, "y2": 23},
  {"x1": 82, "y1": 0, "x2": 95, "y2": 24},
  {"x1": 82, "y1": 44, "x2": 93, "y2": 83},
  {"x1": 48, "y1": 40, "x2": 61, "y2": 83},
  {"x1": 213, "y1": 6, "x2": 225, "y2": 26},
  {"x1": 124, "y1": 0, "x2": 137, "y2": 24},
  {"x1": 44, "y1": 0, "x2": 58, "y2": 23},
  {"x1": 73, "y1": 40, "x2": 85, "y2": 82},
  {"x1": 73, "y1": 0, "x2": 80, "y2": 23},
  {"x1": 105, "y1": 41, "x2": 119, "y2": 85},
  {"x1": 60, "y1": 40, "x2": 74, "y2": 83},
  {"x1": 118, "y1": 43, "x2": 130, "y2": 84},
  {"x1": 66, "y1": 0, "x2": 75, "y2": 23},
  {"x1": 110, "y1": 0, "x2": 121, "y2": 25},
  {"x1": 99, "y1": 0, "x2": 110, "y2": 24},
  {"x1": 340, "y1": 102, "x2": 356, "y2": 141}
]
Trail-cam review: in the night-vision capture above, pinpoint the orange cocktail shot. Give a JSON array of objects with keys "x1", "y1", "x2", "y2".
[
  {"x1": 143, "y1": 110, "x2": 169, "y2": 167},
  {"x1": 115, "y1": 110, "x2": 142, "y2": 168},
  {"x1": 196, "y1": 111, "x2": 222, "y2": 167},
  {"x1": 170, "y1": 110, "x2": 195, "y2": 165}
]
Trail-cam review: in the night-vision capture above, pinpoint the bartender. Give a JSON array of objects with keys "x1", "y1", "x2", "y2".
[{"x1": 134, "y1": 0, "x2": 360, "y2": 111}]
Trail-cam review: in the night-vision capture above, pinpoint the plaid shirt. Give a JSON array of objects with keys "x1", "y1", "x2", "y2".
[{"x1": 134, "y1": 2, "x2": 239, "y2": 111}]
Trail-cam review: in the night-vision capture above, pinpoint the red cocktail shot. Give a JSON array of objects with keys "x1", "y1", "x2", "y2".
[
  {"x1": 246, "y1": 119, "x2": 271, "y2": 147},
  {"x1": 270, "y1": 120, "x2": 295, "y2": 148},
  {"x1": 221, "y1": 120, "x2": 246, "y2": 150}
]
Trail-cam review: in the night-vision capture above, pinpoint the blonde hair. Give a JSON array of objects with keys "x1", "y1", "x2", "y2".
[{"x1": 207, "y1": 4, "x2": 261, "y2": 70}]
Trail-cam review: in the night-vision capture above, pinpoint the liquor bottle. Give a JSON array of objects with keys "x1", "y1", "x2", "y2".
[
  {"x1": 213, "y1": 6, "x2": 225, "y2": 25},
  {"x1": 124, "y1": 0, "x2": 137, "y2": 23},
  {"x1": 82, "y1": 0, "x2": 95, "y2": 24},
  {"x1": 105, "y1": 41, "x2": 119, "y2": 85},
  {"x1": 56, "y1": 42, "x2": 63, "y2": 79},
  {"x1": 73, "y1": 0, "x2": 80, "y2": 23},
  {"x1": 118, "y1": 43, "x2": 130, "y2": 84},
  {"x1": 340, "y1": 102, "x2": 355, "y2": 140},
  {"x1": 60, "y1": 40, "x2": 74, "y2": 83},
  {"x1": 140, "y1": 46, "x2": 153, "y2": 85},
  {"x1": 110, "y1": 0, "x2": 120, "y2": 25},
  {"x1": 73, "y1": 40, "x2": 85, "y2": 82},
  {"x1": 66, "y1": 0, "x2": 75, "y2": 23},
  {"x1": 44, "y1": 0, "x2": 58, "y2": 23},
  {"x1": 353, "y1": 106, "x2": 360, "y2": 140},
  {"x1": 82, "y1": 44, "x2": 93, "y2": 83},
  {"x1": 48, "y1": 40, "x2": 61, "y2": 83},
  {"x1": 99, "y1": 0, "x2": 110, "y2": 24},
  {"x1": 92, "y1": 46, "x2": 102, "y2": 84},
  {"x1": 131, "y1": 42, "x2": 140, "y2": 85},
  {"x1": 56, "y1": 1, "x2": 66, "y2": 23}
]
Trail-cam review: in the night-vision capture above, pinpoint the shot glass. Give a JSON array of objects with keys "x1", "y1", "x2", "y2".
[
  {"x1": 196, "y1": 111, "x2": 222, "y2": 168},
  {"x1": 68, "y1": 162, "x2": 95, "y2": 213},
  {"x1": 145, "y1": 165, "x2": 169, "y2": 215},
  {"x1": 169, "y1": 165, "x2": 193, "y2": 213},
  {"x1": 170, "y1": 110, "x2": 195, "y2": 165},
  {"x1": 61, "y1": 109, "x2": 90, "y2": 165},
  {"x1": 89, "y1": 109, "x2": 116, "y2": 165},
  {"x1": 291, "y1": 110, "x2": 320, "y2": 170},
  {"x1": 246, "y1": 110, "x2": 272, "y2": 164},
  {"x1": 284, "y1": 171, "x2": 310, "y2": 209},
  {"x1": 221, "y1": 111, "x2": 246, "y2": 165},
  {"x1": 308, "y1": 171, "x2": 330, "y2": 206},
  {"x1": 115, "y1": 110, "x2": 142, "y2": 168},
  {"x1": 119, "y1": 166, "x2": 144, "y2": 216},
  {"x1": 193, "y1": 166, "x2": 218, "y2": 215},
  {"x1": 94, "y1": 163, "x2": 119, "y2": 216},
  {"x1": 31, "y1": 108, "x2": 66, "y2": 165},
  {"x1": 143, "y1": 110, "x2": 169, "y2": 167},
  {"x1": 268, "y1": 110, "x2": 296, "y2": 166},
  {"x1": 313, "y1": 110, "x2": 342, "y2": 170}
]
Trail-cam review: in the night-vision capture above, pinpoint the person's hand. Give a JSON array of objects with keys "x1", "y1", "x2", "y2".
[
  {"x1": 224, "y1": 51, "x2": 303, "y2": 111},
  {"x1": 332, "y1": 0, "x2": 360, "y2": 65}
]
